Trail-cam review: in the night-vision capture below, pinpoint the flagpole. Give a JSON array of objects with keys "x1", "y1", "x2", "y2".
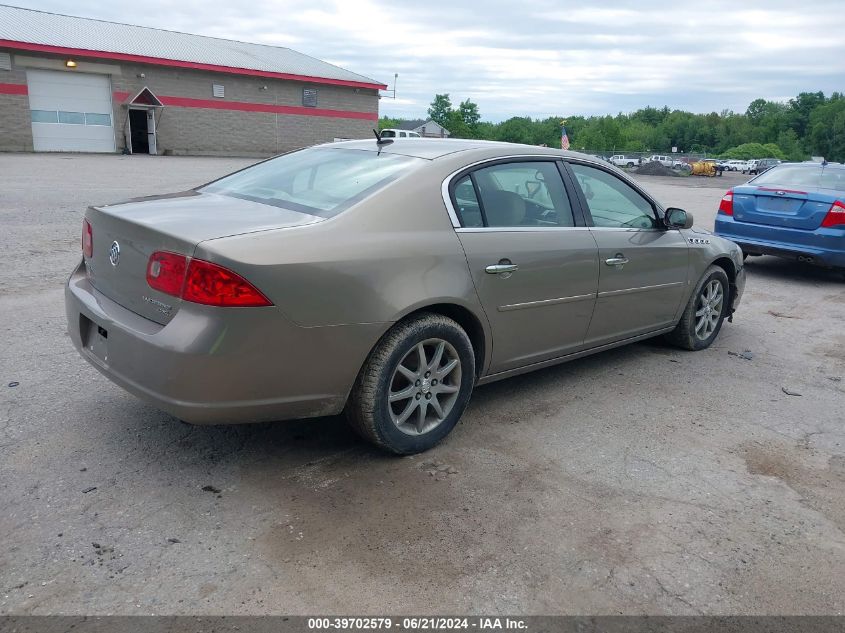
[{"x1": 560, "y1": 119, "x2": 570, "y2": 151}]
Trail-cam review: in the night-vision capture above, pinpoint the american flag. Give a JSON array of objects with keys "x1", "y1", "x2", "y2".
[{"x1": 560, "y1": 123, "x2": 570, "y2": 151}]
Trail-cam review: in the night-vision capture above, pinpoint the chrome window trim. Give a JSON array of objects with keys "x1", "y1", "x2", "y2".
[
  {"x1": 454, "y1": 226, "x2": 664, "y2": 234},
  {"x1": 440, "y1": 153, "x2": 593, "y2": 229},
  {"x1": 456, "y1": 226, "x2": 586, "y2": 233}
]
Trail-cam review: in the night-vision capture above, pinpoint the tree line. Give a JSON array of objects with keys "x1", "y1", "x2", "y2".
[{"x1": 378, "y1": 92, "x2": 845, "y2": 162}]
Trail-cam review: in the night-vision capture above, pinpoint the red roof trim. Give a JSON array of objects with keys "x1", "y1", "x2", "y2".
[
  {"x1": 113, "y1": 91, "x2": 378, "y2": 121},
  {"x1": 0, "y1": 39, "x2": 387, "y2": 90},
  {"x1": 0, "y1": 82, "x2": 28, "y2": 95}
]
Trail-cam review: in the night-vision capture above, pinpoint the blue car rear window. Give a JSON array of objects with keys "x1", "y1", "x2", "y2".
[{"x1": 753, "y1": 165, "x2": 845, "y2": 192}]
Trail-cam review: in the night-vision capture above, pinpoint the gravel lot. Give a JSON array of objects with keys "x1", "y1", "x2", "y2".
[{"x1": 1, "y1": 154, "x2": 843, "y2": 615}]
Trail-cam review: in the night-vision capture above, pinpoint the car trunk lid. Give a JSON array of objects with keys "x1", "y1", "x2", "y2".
[
  {"x1": 731, "y1": 185, "x2": 832, "y2": 230},
  {"x1": 84, "y1": 190, "x2": 322, "y2": 324}
]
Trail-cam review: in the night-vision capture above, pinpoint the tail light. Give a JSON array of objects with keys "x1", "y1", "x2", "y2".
[
  {"x1": 820, "y1": 200, "x2": 845, "y2": 228},
  {"x1": 82, "y1": 219, "x2": 93, "y2": 258},
  {"x1": 146, "y1": 251, "x2": 272, "y2": 307},
  {"x1": 146, "y1": 251, "x2": 187, "y2": 296},
  {"x1": 718, "y1": 190, "x2": 734, "y2": 216}
]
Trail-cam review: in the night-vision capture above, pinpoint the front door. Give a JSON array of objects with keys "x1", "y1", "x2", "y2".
[
  {"x1": 451, "y1": 160, "x2": 599, "y2": 373},
  {"x1": 129, "y1": 109, "x2": 149, "y2": 154},
  {"x1": 567, "y1": 162, "x2": 690, "y2": 346}
]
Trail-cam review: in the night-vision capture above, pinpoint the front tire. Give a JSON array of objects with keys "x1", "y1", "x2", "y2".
[
  {"x1": 665, "y1": 265, "x2": 730, "y2": 351},
  {"x1": 346, "y1": 313, "x2": 476, "y2": 454}
]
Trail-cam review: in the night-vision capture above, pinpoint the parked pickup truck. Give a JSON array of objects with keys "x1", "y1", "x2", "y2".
[
  {"x1": 609, "y1": 155, "x2": 641, "y2": 168},
  {"x1": 644, "y1": 154, "x2": 685, "y2": 169}
]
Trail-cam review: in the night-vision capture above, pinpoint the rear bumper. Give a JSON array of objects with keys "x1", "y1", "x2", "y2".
[
  {"x1": 65, "y1": 261, "x2": 387, "y2": 424},
  {"x1": 714, "y1": 215, "x2": 845, "y2": 268}
]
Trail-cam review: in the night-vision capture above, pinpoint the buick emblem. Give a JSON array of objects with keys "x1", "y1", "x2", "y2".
[{"x1": 109, "y1": 241, "x2": 120, "y2": 267}]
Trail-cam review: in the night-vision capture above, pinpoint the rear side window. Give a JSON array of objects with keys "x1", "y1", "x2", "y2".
[
  {"x1": 453, "y1": 161, "x2": 575, "y2": 228},
  {"x1": 202, "y1": 148, "x2": 423, "y2": 217},
  {"x1": 753, "y1": 165, "x2": 845, "y2": 192},
  {"x1": 453, "y1": 175, "x2": 484, "y2": 227},
  {"x1": 570, "y1": 163, "x2": 657, "y2": 229}
]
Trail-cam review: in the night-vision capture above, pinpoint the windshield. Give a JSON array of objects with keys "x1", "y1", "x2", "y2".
[
  {"x1": 752, "y1": 164, "x2": 845, "y2": 193},
  {"x1": 202, "y1": 148, "x2": 424, "y2": 217}
]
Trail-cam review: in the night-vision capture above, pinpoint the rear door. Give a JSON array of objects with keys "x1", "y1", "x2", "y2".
[
  {"x1": 451, "y1": 159, "x2": 599, "y2": 373},
  {"x1": 566, "y1": 161, "x2": 690, "y2": 346}
]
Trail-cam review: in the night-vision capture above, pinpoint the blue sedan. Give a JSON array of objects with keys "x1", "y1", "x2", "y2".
[{"x1": 714, "y1": 162, "x2": 845, "y2": 269}]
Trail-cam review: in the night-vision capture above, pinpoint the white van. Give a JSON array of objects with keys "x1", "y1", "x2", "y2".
[{"x1": 380, "y1": 129, "x2": 422, "y2": 139}]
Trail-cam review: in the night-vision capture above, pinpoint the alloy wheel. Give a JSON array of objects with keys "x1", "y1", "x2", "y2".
[
  {"x1": 695, "y1": 279, "x2": 724, "y2": 340},
  {"x1": 388, "y1": 338, "x2": 462, "y2": 435}
]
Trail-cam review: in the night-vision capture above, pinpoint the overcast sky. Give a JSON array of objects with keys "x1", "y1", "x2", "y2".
[{"x1": 15, "y1": 0, "x2": 845, "y2": 121}]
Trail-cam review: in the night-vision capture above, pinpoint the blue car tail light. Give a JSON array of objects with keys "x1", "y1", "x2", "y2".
[{"x1": 821, "y1": 200, "x2": 845, "y2": 228}]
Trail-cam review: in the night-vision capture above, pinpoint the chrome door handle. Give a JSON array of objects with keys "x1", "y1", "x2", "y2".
[
  {"x1": 605, "y1": 255, "x2": 629, "y2": 266},
  {"x1": 485, "y1": 263, "x2": 519, "y2": 274}
]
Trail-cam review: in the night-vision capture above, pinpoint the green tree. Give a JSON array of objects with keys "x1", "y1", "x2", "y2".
[
  {"x1": 746, "y1": 98, "x2": 769, "y2": 122},
  {"x1": 401, "y1": 90, "x2": 840, "y2": 161},
  {"x1": 494, "y1": 117, "x2": 534, "y2": 144},
  {"x1": 377, "y1": 116, "x2": 399, "y2": 131},
  {"x1": 787, "y1": 91, "x2": 826, "y2": 139},
  {"x1": 807, "y1": 93, "x2": 845, "y2": 162},
  {"x1": 458, "y1": 99, "x2": 481, "y2": 136},
  {"x1": 720, "y1": 142, "x2": 784, "y2": 160},
  {"x1": 776, "y1": 129, "x2": 805, "y2": 161},
  {"x1": 446, "y1": 110, "x2": 469, "y2": 138},
  {"x1": 427, "y1": 94, "x2": 452, "y2": 128}
]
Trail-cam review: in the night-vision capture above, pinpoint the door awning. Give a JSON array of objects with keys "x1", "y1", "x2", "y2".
[{"x1": 123, "y1": 86, "x2": 164, "y2": 107}]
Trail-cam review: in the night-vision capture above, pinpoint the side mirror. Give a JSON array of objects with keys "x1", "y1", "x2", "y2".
[{"x1": 665, "y1": 207, "x2": 693, "y2": 229}]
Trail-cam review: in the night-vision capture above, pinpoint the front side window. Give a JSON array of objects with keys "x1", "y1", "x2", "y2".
[
  {"x1": 455, "y1": 161, "x2": 575, "y2": 228},
  {"x1": 202, "y1": 148, "x2": 423, "y2": 217},
  {"x1": 569, "y1": 163, "x2": 657, "y2": 229}
]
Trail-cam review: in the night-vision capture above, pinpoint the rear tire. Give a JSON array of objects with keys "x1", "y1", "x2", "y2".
[
  {"x1": 665, "y1": 266, "x2": 730, "y2": 351},
  {"x1": 346, "y1": 313, "x2": 476, "y2": 455}
]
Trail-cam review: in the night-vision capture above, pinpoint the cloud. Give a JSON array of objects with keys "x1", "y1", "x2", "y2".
[{"x1": 16, "y1": 0, "x2": 845, "y2": 121}]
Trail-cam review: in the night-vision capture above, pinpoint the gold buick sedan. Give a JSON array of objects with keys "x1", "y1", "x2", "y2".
[{"x1": 66, "y1": 138, "x2": 745, "y2": 453}]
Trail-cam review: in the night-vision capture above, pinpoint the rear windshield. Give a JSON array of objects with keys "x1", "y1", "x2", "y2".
[
  {"x1": 752, "y1": 164, "x2": 845, "y2": 192},
  {"x1": 202, "y1": 148, "x2": 424, "y2": 217}
]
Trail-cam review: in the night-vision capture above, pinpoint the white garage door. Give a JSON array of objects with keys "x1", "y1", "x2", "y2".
[{"x1": 27, "y1": 69, "x2": 116, "y2": 153}]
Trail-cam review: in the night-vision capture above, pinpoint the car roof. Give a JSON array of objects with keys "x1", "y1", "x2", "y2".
[
  {"x1": 319, "y1": 138, "x2": 593, "y2": 162},
  {"x1": 777, "y1": 161, "x2": 845, "y2": 169}
]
